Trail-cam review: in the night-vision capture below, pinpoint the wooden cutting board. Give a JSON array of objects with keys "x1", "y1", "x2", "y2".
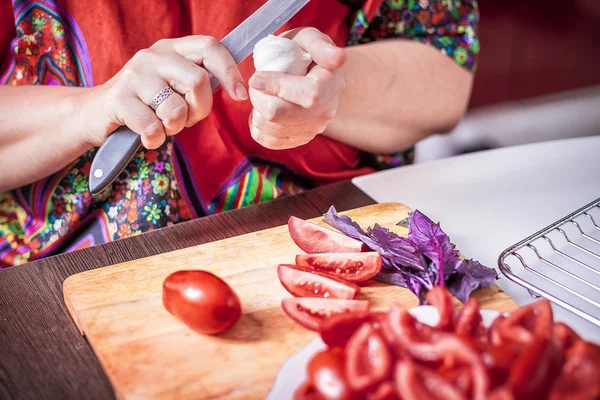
[{"x1": 63, "y1": 202, "x2": 517, "y2": 400}]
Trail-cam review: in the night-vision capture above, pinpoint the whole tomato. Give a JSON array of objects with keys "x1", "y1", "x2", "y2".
[{"x1": 162, "y1": 270, "x2": 242, "y2": 334}]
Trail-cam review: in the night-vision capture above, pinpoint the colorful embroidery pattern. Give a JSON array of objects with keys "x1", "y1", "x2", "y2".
[
  {"x1": 208, "y1": 162, "x2": 311, "y2": 214},
  {"x1": 1, "y1": 1, "x2": 93, "y2": 86},
  {"x1": 349, "y1": 0, "x2": 480, "y2": 72}
]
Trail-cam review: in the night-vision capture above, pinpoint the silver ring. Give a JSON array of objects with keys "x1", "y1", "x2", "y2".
[{"x1": 150, "y1": 87, "x2": 174, "y2": 111}]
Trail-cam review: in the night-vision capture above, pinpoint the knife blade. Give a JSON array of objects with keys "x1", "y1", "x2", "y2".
[{"x1": 89, "y1": 0, "x2": 310, "y2": 195}]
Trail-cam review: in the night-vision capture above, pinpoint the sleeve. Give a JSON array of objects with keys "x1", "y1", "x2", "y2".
[
  {"x1": 0, "y1": 0, "x2": 16, "y2": 78},
  {"x1": 348, "y1": 0, "x2": 480, "y2": 73}
]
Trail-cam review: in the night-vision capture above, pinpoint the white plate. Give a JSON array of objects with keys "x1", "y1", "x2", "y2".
[{"x1": 266, "y1": 305, "x2": 501, "y2": 400}]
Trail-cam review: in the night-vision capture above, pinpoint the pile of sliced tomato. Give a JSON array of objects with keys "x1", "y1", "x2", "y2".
[
  {"x1": 282, "y1": 216, "x2": 600, "y2": 399},
  {"x1": 280, "y1": 216, "x2": 382, "y2": 331},
  {"x1": 293, "y1": 286, "x2": 600, "y2": 400}
]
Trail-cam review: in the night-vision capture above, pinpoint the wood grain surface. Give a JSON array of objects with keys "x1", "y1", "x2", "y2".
[
  {"x1": 64, "y1": 202, "x2": 516, "y2": 400},
  {"x1": 0, "y1": 181, "x2": 374, "y2": 400}
]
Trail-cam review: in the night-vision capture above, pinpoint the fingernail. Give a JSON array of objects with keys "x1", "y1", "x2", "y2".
[
  {"x1": 235, "y1": 82, "x2": 248, "y2": 101},
  {"x1": 251, "y1": 75, "x2": 266, "y2": 91}
]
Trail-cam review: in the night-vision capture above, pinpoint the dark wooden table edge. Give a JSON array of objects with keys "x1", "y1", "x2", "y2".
[{"x1": 0, "y1": 181, "x2": 375, "y2": 400}]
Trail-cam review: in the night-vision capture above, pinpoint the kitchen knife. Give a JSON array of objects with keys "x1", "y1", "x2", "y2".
[{"x1": 89, "y1": 0, "x2": 310, "y2": 195}]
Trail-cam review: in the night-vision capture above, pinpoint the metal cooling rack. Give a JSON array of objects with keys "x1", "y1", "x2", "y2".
[{"x1": 498, "y1": 197, "x2": 600, "y2": 327}]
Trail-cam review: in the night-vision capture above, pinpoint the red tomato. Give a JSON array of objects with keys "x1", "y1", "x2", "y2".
[
  {"x1": 295, "y1": 252, "x2": 382, "y2": 282},
  {"x1": 454, "y1": 298, "x2": 483, "y2": 338},
  {"x1": 294, "y1": 381, "x2": 322, "y2": 400},
  {"x1": 282, "y1": 298, "x2": 370, "y2": 331},
  {"x1": 278, "y1": 264, "x2": 360, "y2": 300},
  {"x1": 494, "y1": 299, "x2": 553, "y2": 346},
  {"x1": 549, "y1": 341, "x2": 600, "y2": 400},
  {"x1": 395, "y1": 360, "x2": 467, "y2": 400},
  {"x1": 366, "y1": 381, "x2": 397, "y2": 400},
  {"x1": 426, "y1": 286, "x2": 455, "y2": 331},
  {"x1": 487, "y1": 387, "x2": 516, "y2": 400},
  {"x1": 288, "y1": 216, "x2": 366, "y2": 254},
  {"x1": 508, "y1": 337, "x2": 564, "y2": 399},
  {"x1": 345, "y1": 323, "x2": 392, "y2": 393},
  {"x1": 308, "y1": 348, "x2": 354, "y2": 400},
  {"x1": 320, "y1": 311, "x2": 373, "y2": 348},
  {"x1": 553, "y1": 322, "x2": 581, "y2": 353},
  {"x1": 162, "y1": 270, "x2": 242, "y2": 335},
  {"x1": 385, "y1": 303, "x2": 436, "y2": 358}
]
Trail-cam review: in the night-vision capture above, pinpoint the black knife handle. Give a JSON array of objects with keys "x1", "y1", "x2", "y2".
[{"x1": 88, "y1": 126, "x2": 141, "y2": 195}]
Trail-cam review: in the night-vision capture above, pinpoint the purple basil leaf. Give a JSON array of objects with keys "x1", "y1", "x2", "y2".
[
  {"x1": 408, "y1": 210, "x2": 460, "y2": 285},
  {"x1": 323, "y1": 206, "x2": 382, "y2": 251},
  {"x1": 445, "y1": 259, "x2": 498, "y2": 302},
  {"x1": 367, "y1": 224, "x2": 427, "y2": 271},
  {"x1": 375, "y1": 270, "x2": 426, "y2": 303}
]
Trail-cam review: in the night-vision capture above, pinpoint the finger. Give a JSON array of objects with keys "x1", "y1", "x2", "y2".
[
  {"x1": 284, "y1": 28, "x2": 346, "y2": 69},
  {"x1": 249, "y1": 88, "x2": 313, "y2": 124},
  {"x1": 135, "y1": 81, "x2": 189, "y2": 137},
  {"x1": 250, "y1": 68, "x2": 337, "y2": 109},
  {"x1": 117, "y1": 97, "x2": 167, "y2": 149},
  {"x1": 250, "y1": 108, "x2": 326, "y2": 138},
  {"x1": 249, "y1": 120, "x2": 315, "y2": 150},
  {"x1": 167, "y1": 36, "x2": 248, "y2": 101},
  {"x1": 154, "y1": 56, "x2": 213, "y2": 126}
]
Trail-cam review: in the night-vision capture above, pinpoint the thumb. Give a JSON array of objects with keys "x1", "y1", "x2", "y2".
[{"x1": 285, "y1": 28, "x2": 346, "y2": 70}]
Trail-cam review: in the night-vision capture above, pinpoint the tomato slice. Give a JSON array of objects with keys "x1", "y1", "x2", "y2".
[
  {"x1": 493, "y1": 299, "x2": 553, "y2": 345},
  {"x1": 295, "y1": 252, "x2": 382, "y2": 282},
  {"x1": 552, "y1": 322, "x2": 581, "y2": 354},
  {"x1": 426, "y1": 286, "x2": 455, "y2": 331},
  {"x1": 282, "y1": 298, "x2": 371, "y2": 331},
  {"x1": 454, "y1": 298, "x2": 482, "y2": 338},
  {"x1": 308, "y1": 348, "x2": 354, "y2": 400},
  {"x1": 320, "y1": 311, "x2": 373, "y2": 348},
  {"x1": 508, "y1": 336, "x2": 564, "y2": 399},
  {"x1": 384, "y1": 303, "x2": 436, "y2": 358},
  {"x1": 549, "y1": 341, "x2": 600, "y2": 400},
  {"x1": 288, "y1": 216, "x2": 366, "y2": 254},
  {"x1": 366, "y1": 381, "x2": 397, "y2": 400},
  {"x1": 277, "y1": 264, "x2": 359, "y2": 300},
  {"x1": 395, "y1": 360, "x2": 467, "y2": 400},
  {"x1": 345, "y1": 323, "x2": 392, "y2": 393},
  {"x1": 293, "y1": 381, "x2": 321, "y2": 400}
]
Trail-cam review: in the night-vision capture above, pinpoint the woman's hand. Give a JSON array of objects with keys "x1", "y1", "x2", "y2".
[
  {"x1": 83, "y1": 36, "x2": 248, "y2": 149},
  {"x1": 248, "y1": 28, "x2": 346, "y2": 150}
]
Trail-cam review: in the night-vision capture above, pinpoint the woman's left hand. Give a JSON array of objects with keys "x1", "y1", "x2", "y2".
[{"x1": 248, "y1": 28, "x2": 346, "y2": 150}]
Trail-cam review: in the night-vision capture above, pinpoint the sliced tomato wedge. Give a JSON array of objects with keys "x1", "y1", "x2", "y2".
[
  {"x1": 277, "y1": 264, "x2": 359, "y2": 300},
  {"x1": 345, "y1": 323, "x2": 393, "y2": 393},
  {"x1": 454, "y1": 298, "x2": 482, "y2": 337},
  {"x1": 366, "y1": 381, "x2": 397, "y2": 400},
  {"x1": 288, "y1": 216, "x2": 366, "y2": 254},
  {"x1": 395, "y1": 360, "x2": 466, "y2": 400},
  {"x1": 552, "y1": 322, "x2": 581, "y2": 354},
  {"x1": 493, "y1": 299, "x2": 553, "y2": 345},
  {"x1": 508, "y1": 336, "x2": 564, "y2": 399},
  {"x1": 293, "y1": 381, "x2": 321, "y2": 400},
  {"x1": 549, "y1": 341, "x2": 600, "y2": 400},
  {"x1": 295, "y1": 252, "x2": 382, "y2": 282},
  {"x1": 307, "y1": 348, "x2": 354, "y2": 400},
  {"x1": 320, "y1": 311, "x2": 373, "y2": 348},
  {"x1": 426, "y1": 286, "x2": 455, "y2": 331},
  {"x1": 282, "y1": 297, "x2": 371, "y2": 331}
]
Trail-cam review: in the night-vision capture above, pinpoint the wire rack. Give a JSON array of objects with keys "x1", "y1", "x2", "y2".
[{"x1": 498, "y1": 197, "x2": 600, "y2": 327}]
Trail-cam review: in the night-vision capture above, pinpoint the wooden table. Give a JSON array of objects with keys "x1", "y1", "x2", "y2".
[{"x1": 0, "y1": 182, "x2": 374, "y2": 400}]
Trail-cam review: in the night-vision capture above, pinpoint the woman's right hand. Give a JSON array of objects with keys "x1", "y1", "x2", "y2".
[{"x1": 81, "y1": 36, "x2": 248, "y2": 149}]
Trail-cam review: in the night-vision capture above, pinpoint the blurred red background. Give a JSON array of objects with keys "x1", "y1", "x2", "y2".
[{"x1": 470, "y1": 0, "x2": 600, "y2": 108}]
